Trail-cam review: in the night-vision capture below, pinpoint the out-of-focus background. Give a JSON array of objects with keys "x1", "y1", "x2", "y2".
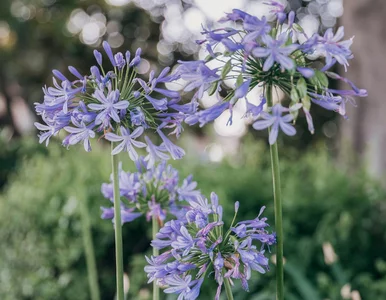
[{"x1": 1, "y1": 0, "x2": 385, "y2": 299}]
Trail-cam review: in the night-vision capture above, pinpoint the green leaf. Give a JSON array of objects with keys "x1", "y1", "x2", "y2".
[
  {"x1": 207, "y1": 81, "x2": 218, "y2": 96},
  {"x1": 297, "y1": 77, "x2": 307, "y2": 98},
  {"x1": 285, "y1": 261, "x2": 322, "y2": 300},
  {"x1": 302, "y1": 94, "x2": 311, "y2": 110},
  {"x1": 221, "y1": 60, "x2": 232, "y2": 79},
  {"x1": 236, "y1": 74, "x2": 244, "y2": 87},
  {"x1": 315, "y1": 70, "x2": 329, "y2": 87},
  {"x1": 204, "y1": 52, "x2": 221, "y2": 62},
  {"x1": 293, "y1": 23, "x2": 304, "y2": 34},
  {"x1": 309, "y1": 70, "x2": 329, "y2": 89},
  {"x1": 291, "y1": 108, "x2": 299, "y2": 123},
  {"x1": 288, "y1": 68, "x2": 296, "y2": 76},
  {"x1": 291, "y1": 87, "x2": 300, "y2": 103}
]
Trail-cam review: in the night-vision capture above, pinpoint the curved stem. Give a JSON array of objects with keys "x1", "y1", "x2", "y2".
[
  {"x1": 111, "y1": 143, "x2": 124, "y2": 300},
  {"x1": 224, "y1": 277, "x2": 234, "y2": 300},
  {"x1": 266, "y1": 84, "x2": 284, "y2": 300},
  {"x1": 152, "y1": 214, "x2": 160, "y2": 300}
]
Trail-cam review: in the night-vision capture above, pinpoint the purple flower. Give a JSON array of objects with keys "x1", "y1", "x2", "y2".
[
  {"x1": 163, "y1": 275, "x2": 197, "y2": 298},
  {"x1": 151, "y1": 67, "x2": 176, "y2": 88},
  {"x1": 145, "y1": 194, "x2": 275, "y2": 299},
  {"x1": 185, "y1": 101, "x2": 229, "y2": 127},
  {"x1": 119, "y1": 171, "x2": 141, "y2": 199},
  {"x1": 288, "y1": 11, "x2": 295, "y2": 27},
  {"x1": 52, "y1": 69, "x2": 69, "y2": 82},
  {"x1": 238, "y1": 247, "x2": 268, "y2": 274},
  {"x1": 327, "y1": 85, "x2": 367, "y2": 98},
  {"x1": 172, "y1": 8, "x2": 365, "y2": 137},
  {"x1": 252, "y1": 104, "x2": 296, "y2": 145},
  {"x1": 171, "y1": 226, "x2": 195, "y2": 255},
  {"x1": 105, "y1": 126, "x2": 146, "y2": 159},
  {"x1": 68, "y1": 66, "x2": 83, "y2": 80},
  {"x1": 310, "y1": 93, "x2": 342, "y2": 112},
  {"x1": 242, "y1": 15, "x2": 271, "y2": 46},
  {"x1": 45, "y1": 78, "x2": 81, "y2": 114},
  {"x1": 265, "y1": 1, "x2": 287, "y2": 23},
  {"x1": 214, "y1": 253, "x2": 224, "y2": 285},
  {"x1": 130, "y1": 107, "x2": 148, "y2": 128},
  {"x1": 144, "y1": 136, "x2": 169, "y2": 169},
  {"x1": 219, "y1": 9, "x2": 251, "y2": 22},
  {"x1": 63, "y1": 120, "x2": 96, "y2": 152},
  {"x1": 35, "y1": 41, "x2": 190, "y2": 160},
  {"x1": 129, "y1": 48, "x2": 141, "y2": 67},
  {"x1": 102, "y1": 41, "x2": 116, "y2": 67},
  {"x1": 197, "y1": 221, "x2": 223, "y2": 239},
  {"x1": 72, "y1": 101, "x2": 96, "y2": 125},
  {"x1": 90, "y1": 66, "x2": 102, "y2": 83},
  {"x1": 177, "y1": 175, "x2": 201, "y2": 202},
  {"x1": 119, "y1": 206, "x2": 141, "y2": 223},
  {"x1": 237, "y1": 206, "x2": 269, "y2": 229},
  {"x1": 100, "y1": 205, "x2": 142, "y2": 224},
  {"x1": 303, "y1": 107, "x2": 315, "y2": 134},
  {"x1": 88, "y1": 89, "x2": 129, "y2": 126},
  {"x1": 34, "y1": 121, "x2": 57, "y2": 146},
  {"x1": 101, "y1": 159, "x2": 202, "y2": 231},
  {"x1": 100, "y1": 207, "x2": 114, "y2": 219},
  {"x1": 233, "y1": 79, "x2": 251, "y2": 101},
  {"x1": 199, "y1": 27, "x2": 241, "y2": 54},
  {"x1": 297, "y1": 67, "x2": 315, "y2": 78},
  {"x1": 316, "y1": 26, "x2": 353, "y2": 71},
  {"x1": 93, "y1": 50, "x2": 102, "y2": 65},
  {"x1": 252, "y1": 33, "x2": 298, "y2": 71},
  {"x1": 146, "y1": 197, "x2": 166, "y2": 222},
  {"x1": 178, "y1": 61, "x2": 219, "y2": 100},
  {"x1": 145, "y1": 94, "x2": 168, "y2": 111},
  {"x1": 114, "y1": 52, "x2": 126, "y2": 69},
  {"x1": 186, "y1": 209, "x2": 208, "y2": 228},
  {"x1": 169, "y1": 101, "x2": 198, "y2": 114},
  {"x1": 156, "y1": 128, "x2": 185, "y2": 160},
  {"x1": 244, "y1": 96, "x2": 266, "y2": 118}
]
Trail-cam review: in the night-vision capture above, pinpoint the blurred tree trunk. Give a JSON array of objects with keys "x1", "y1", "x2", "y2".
[
  {"x1": 0, "y1": 71, "x2": 20, "y2": 137},
  {"x1": 340, "y1": 0, "x2": 386, "y2": 179}
]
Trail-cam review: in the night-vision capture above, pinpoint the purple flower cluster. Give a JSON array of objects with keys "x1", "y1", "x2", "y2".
[
  {"x1": 144, "y1": 193, "x2": 276, "y2": 299},
  {"x1": 101, "y1": 158, "x2": 202, "y2": 225},
  {"x1": 35, "y1": 41, "x2": 187, "y2": 163},
  {"x1": 173, "y1": 3, "x2": 367, "y2": 144}
]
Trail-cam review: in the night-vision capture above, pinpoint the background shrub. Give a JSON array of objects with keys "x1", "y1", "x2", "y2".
[{"x1": 0, "y1": 137, "x2": 385, "y2": 299}]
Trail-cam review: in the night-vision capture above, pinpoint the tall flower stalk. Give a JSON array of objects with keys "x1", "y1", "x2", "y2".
[
  {"x1": 172, "y1": 2, "x2": 366, "y2": 299},
  {"x1": 111, "y1": 145, "x2": 124, "y2": 300},
  {"x1": 266, "y1": 84, "x2": 284, "y2": 299},
  {"x1": 152, "y1": 214, "x2": 160, "y2": 300},
  {"x1": 224, "y1": 277, "x2": 234, "y2": 300}
]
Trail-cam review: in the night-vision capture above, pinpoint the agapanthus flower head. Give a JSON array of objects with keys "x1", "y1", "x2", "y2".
[
  {"x1": 174, "y1": 5, "x2": 366, "y2": 145},
  {"x1": 35, "y1": 41, "x2": 187, "y2": 163},
  {"x1": 101, "y1": 158, "x2": 203, "y2": 225},
  {"x1": 145, "y1": 194, "x2": 276, "y2": 299}
]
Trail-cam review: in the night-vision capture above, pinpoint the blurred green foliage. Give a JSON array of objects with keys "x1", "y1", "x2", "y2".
[{"x1": 0, "y1": 136, "x2": 385, "y2": 299}]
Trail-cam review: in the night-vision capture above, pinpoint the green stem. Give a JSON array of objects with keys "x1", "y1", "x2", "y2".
[
  {"x1": 79, "y1": 193, "x2": 101, "y2": 300},
  {"x1": 224, "y1": 277, "x2": 234, "y2": 300},
  {"x1": 152, "y1": 214, "x2": 160, "y2": 300},
  {"x1": 266, "y1": 84, "x2": 284, "y2": 300},
  {"x1": 111, "y1": 143, "x2": 124, "y2": 300}
]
